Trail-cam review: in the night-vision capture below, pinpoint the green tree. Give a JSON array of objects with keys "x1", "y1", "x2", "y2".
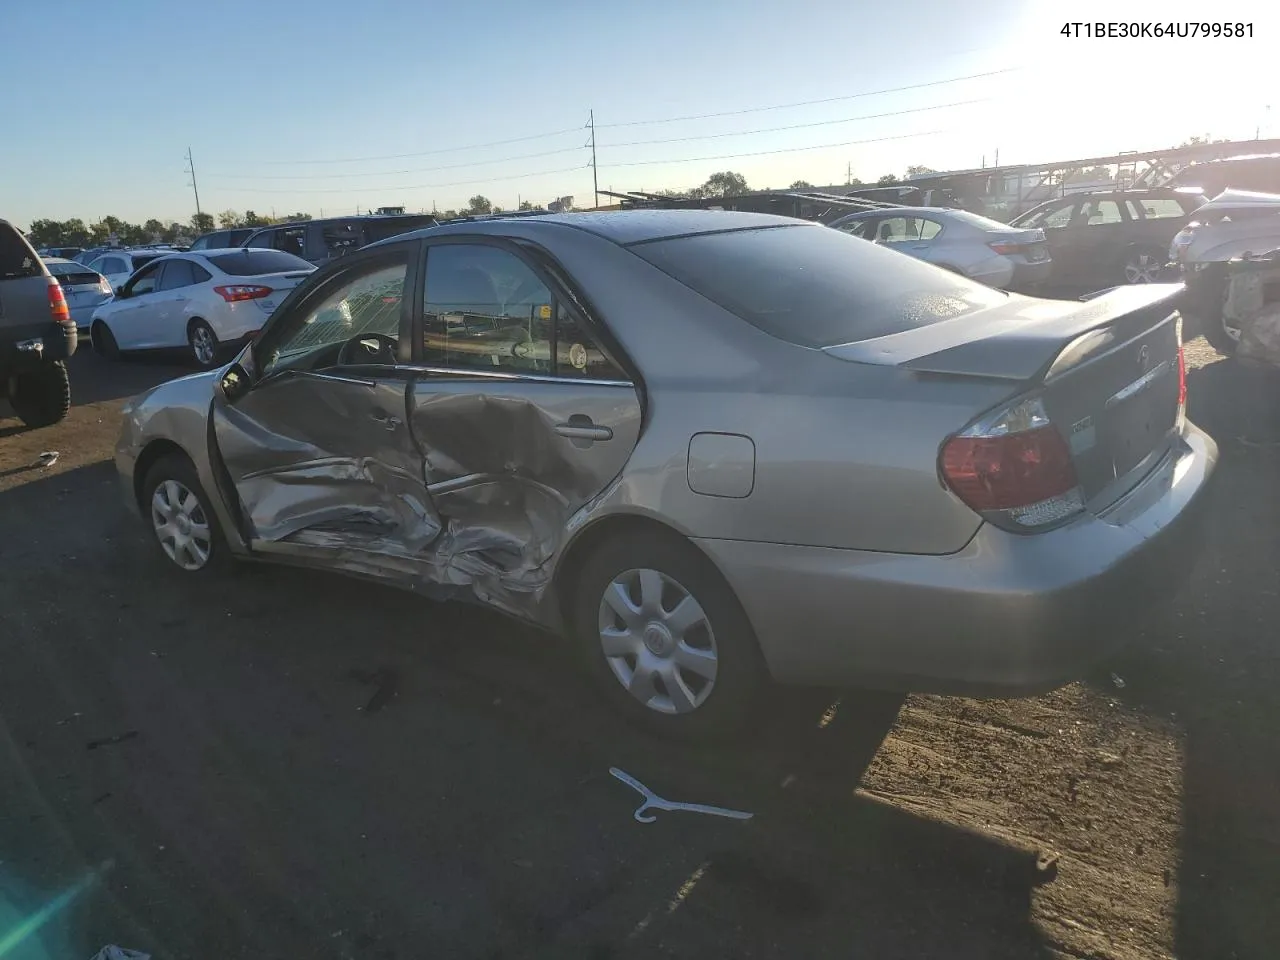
[
  {"x1": 62, "y1": 219, "x2": 90, "y2": 245},
  {"x1": 281, "y1": 212, "x2": 312, "y2": 222},
  {"x1": 876, "y1": 174, "x2": 898, "y2": 186},
  {"x1": 464, "y1": 195, "x2": 493, "y2": 215},
  {"x1": 143, "y1": 218, "x2": 165, "y2": 240},
  {"x1": 119, "y1": 222, "x2": 149, "y2": 245},
  {"x1": 518, "y1": 200, "x2": 534, "y2": 211},
  {"x1": 440, "y1": 209, "x2": 459, "y2": 220},
  {"x1": 789, "y1": 179, "x2": 814, "y2": 189},
  {"x1": 27, "y1": 219, "x2": 65, "y2": 247},
  {"x1": 702, "y1": 171, "x2": 749, "y2": 197},
  {"x1": 191, "y1": 212, "x2": 215, "y2": 233},
  {"x1": 242, "y1": 210, "x2": 273, "y2": 227},
  {"x1": 162, "y1": 222, "x2": 182, "y2": 243},
  {"x1": 905, "y1": 165, "x2": 936, "y2": 177},
  {"x1": 217, "y1": 210, "x2": 242, "y2": 229}
]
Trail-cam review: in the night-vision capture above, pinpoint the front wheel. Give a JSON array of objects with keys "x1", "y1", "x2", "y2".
[
  {"x1": 141, "y1": 454, "x2": 231, "y2": 573},
  {"x1": 188, "y1": 319, "x2": 220, "y2": 369},
  {"x1": 6, "y1": 361, "x2": 71, "y2": 428},
  {"x1": 572, "y1": 531, "x2": 766, "y2": 739},
  {"x1": 91, "y1": 321, "x2": 121, "y2": 360}
]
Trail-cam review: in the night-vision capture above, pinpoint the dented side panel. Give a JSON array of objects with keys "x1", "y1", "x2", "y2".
[
  {"x1": 405, "y1": 375, "x2": 642, "y2": 613},
  {"x1": 212, "y1": 371, "x2": 439, "y2": 554}
]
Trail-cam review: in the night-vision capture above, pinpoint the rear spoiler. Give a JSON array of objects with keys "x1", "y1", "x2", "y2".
[{"x1": 824, "y1": 284, "x2": 1185, "y2": 382}]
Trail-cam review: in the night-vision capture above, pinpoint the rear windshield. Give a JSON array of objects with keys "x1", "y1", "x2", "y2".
[
  {"x1": 47, "y1": 262, "x2": 102, "y2": 285},
  {"x1": 1, "y1": 224, "x2": 42, "y2": 280},
  {"x1": 209, "y1": 249, "x2": 313, "y2": 275},
  {"x1": 630, "y1": 224, "x2": 1004, "y2": 347}
]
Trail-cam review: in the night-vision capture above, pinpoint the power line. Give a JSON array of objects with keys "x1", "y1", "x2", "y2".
[
  {"x1": 603, "y1": 99, "x2": 988, "y2": 149},
  {"x1": 598, "y1": 129, "x2": 952, "y2": 168},
  {"x1": 226, "y1": 163, "x2": 590, "y2": 195},
  {"x1": 214, "y1": 125, "x2": 586, "y2": 166},
  {"x1": 204, "y1": 144, "x2": 586, "y2": 181},
  {"x1": 596, "y1": 68, "x2": 1017, "y2": 128}
]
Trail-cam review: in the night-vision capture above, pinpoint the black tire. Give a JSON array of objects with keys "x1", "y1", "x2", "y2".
[
  {"x1": 6, "y1": 361, "x2": 71, "y2": 428},
  {"x1": 141, "y1": 453, "x2": 232, "y2": 574},
  {"x1": 188, "y1": 319, "x2": 220, "y2": 369},
  {"x1": 1121, "y1": 246, "x2": 1167, "y2": 284},
  {"x1": 91, "y1": 321, "x2": 121, "y2": 360},
  {"x1": 571, "y1": 530, "x2": 767, "y2": 740},
  {"x1": 1184, "y1": 266, "x2": 1238, "y2": 356}
]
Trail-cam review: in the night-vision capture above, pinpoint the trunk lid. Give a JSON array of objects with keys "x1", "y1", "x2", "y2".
[
  {"x1": 826, "y1": 284, "x2": 1185, "y2": 508},
  {"x1": 241, "y1": 271, "x2": 312, "y2": 314}
]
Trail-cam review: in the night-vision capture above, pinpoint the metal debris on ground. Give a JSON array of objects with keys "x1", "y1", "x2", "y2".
[
  {"x1": 35, "y1": 450, "x2": 60, "y2": 468},
  {"x1": 1110, "y1": 673, "x2": 1126, "y2": 689},
  {"x1": 609, "y1": 767, "x2": 753, "y2": 824},
  {"x1": 88, "y1": 947, "x2": 150, "y2": 960}
]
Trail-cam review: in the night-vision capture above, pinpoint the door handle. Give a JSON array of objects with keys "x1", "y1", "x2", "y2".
[{"x1": 555, "y1": 421, "x2": 612, "y2": 441}]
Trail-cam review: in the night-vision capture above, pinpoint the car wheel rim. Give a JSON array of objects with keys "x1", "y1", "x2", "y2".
[
  {"x1": 192, "y1": 328, "x2": 215, "y2": 365},
  {"x1": 1222, "y1": 316, "x2": 1243, "y2": 342},
  {"x1": 597, "y1": 568, "x2": 718, "y2": 715},
  {"x1": 151, "y1": 478, "x2": 212, "y2": 571},
  {"x1": 1124, "y1": 254, "x2": 1161, "y2": 283}
]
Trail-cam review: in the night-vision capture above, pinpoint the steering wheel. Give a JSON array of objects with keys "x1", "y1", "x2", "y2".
[{"x1": 337, "y1": 332, "x2": 398, "y2": 366}]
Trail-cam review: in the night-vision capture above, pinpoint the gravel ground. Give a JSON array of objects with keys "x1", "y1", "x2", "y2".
[{"x1": 1, "y1": 341, "x2": 1277, "y2": 960}]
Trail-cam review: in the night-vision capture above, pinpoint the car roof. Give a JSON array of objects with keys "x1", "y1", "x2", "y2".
[{"x1": 381, "y1": 209, "x2": 807, "y2": 248}]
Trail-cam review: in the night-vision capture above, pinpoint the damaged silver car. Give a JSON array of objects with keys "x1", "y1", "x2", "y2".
[{"x1": 116, "y1": 211, "x2": 1217, "y2": 737}]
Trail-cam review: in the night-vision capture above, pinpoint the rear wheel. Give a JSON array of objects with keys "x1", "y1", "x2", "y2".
[
  {"x1": 91, "y1": 321, "x2": 121, "y2": 360},
  {"x1": 6, "y1": 361, "x2": 71, "y2": 428},
  {"x1": 1122, "y1": 247, "x2": 1166, "y2": 284},
  {"x1": 571, "y1": 530, "x2": 767, "y2": 740},
  {"x1": 188, "y1": 319, "x2": 220, "y2": 369}
]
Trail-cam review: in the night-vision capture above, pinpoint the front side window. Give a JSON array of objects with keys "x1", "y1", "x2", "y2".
[
  {"x1": 832, "y1": 218, "x2": 870, "y2": 238},
  {"x1": 1038, "y1": 203, "x2": 1077, "y2": 229},
  {"x1": 246, "y1": 230, "x2": 276, "y2": 249},
  {"x1": 125, "y1": 262, "x2": 162, "y2": 296},
  {"x1": 1130, "y1": 197, "x2": 1185, "y2": 220},
  {"x1": 258, "y1": 253, "x2": 408, "y2": 376},
  {"x1": 421, "y1": 244, "x2": 556, "y2": 374}
]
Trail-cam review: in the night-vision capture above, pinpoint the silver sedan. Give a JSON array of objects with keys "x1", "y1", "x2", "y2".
[
  {"x1": 828, "y1": 206, "x2": 1053, "y2": 289},
  {"x1": 115, "y1": 211, "x2": 1216, "y2": 737}
]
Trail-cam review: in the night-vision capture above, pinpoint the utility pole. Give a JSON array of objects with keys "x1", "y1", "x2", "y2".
[
  {"x1": 846, "y1": 161, "x2": 851, "y2": 185},
  {"x1": 185, "y1": 146, "x2": 202, "y2": 219},
  {"x1": 589, "y1": 110, "x2": 599, "y2": 209}
]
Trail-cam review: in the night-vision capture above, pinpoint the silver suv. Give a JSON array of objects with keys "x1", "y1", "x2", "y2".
[
  {"x1": 1, "y1": 219, "x2": 77, "y2": 427},
  {"x1": 1171, "y1": 190, "x2": 1280, "y2": 354}
]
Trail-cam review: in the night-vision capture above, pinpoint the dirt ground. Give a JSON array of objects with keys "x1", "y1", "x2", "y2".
[{"x1": 1, "y1": 341, "x2": 1277, "y2": 960}]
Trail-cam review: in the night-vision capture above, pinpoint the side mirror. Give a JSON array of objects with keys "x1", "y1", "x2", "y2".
[
  {"x1": 218, "y1": 362, "x2": 252, "y2": 403},
  {"x1": 115, "y1": 285, "x2": 126, "y2": 297}
]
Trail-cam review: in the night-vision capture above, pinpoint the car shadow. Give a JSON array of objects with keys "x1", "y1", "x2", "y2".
[
  {"x1": 0, "y1": 461, "x2": 1057, "y2": 959},
  {"x1": 1085, "y1": 355, "x2": 1280, "y2": 959},
  {"x1": 66, "y1": 349, "x2": 193, "y2": 406}
]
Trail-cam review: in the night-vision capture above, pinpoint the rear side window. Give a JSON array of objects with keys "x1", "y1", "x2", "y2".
[
  {"x1": 630, "y1": 224, "x2": 1003, "y2": 348},
  {"x1": 132, "y1": 254, "x2": 163, "y2": 271},
  {"x1": 1, "y1": 224, "x2": 42, "y2": 279},
  {"x1": 208, "y1": 250, "x2": 312, "y2": 275}
]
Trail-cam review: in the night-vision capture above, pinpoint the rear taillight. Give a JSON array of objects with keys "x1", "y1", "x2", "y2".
[
  {"x1": 988, "y1": 241, "x2": 1022, "y2": 255},
  {"x1": 98, "y1": 277, "x2": 111, "y2": 294},
  {"x1": 214, "y1": 284, "x2": 273, "y2": 303},
  {"x1": 940, "y1": 396, "x2": 1084, "y2": 531},
  {"x1": 1176, "y1": 343, "x2": 1188, "y2": 430},
  {"x1": 47, "y1": 278, "x2": 72, "y2": 324}
]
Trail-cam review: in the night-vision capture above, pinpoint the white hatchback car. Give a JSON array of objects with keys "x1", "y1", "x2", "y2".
[
  {"x1": 85, "y1": 248, "x2": 176, "y2": 291},
  {"x1": 90, "y1": 248, "x2": 315, "y2": 367}
]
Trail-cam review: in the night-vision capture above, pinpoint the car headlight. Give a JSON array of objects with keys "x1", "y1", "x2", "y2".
[{"x1": 1169, "y1": 229, "x2": 1195, "y2": 262}]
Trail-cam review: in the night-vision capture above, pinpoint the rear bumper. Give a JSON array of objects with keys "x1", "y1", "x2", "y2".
[
  {"x1": 697, "y1": 424, "x2": 1217, "y2": 696},
  {"x1": 1012, "y1": 258, "x2": 1053, "y2": 286},
  {"x1": 0, "y1": 320, "x2": 77, "y2": 365}
]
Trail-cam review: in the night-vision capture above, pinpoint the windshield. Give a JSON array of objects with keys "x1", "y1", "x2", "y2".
[
  {"x1": 209, "y1": 249, "x2": 313, "y2": 275},
  {"x1": 630, "y1": 223, "x2": 1004, "y2": 347}
]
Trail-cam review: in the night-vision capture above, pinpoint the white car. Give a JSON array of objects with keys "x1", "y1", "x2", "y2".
[
  {"x1": 89, "y1": 248, "x2": 315, "y2": 368},
  {"x1": 42, "y1": 257, "x2": 113, "y2": 333},
  {"x1": 85, "y1": 248, "x2": 176, "y2": 291}
]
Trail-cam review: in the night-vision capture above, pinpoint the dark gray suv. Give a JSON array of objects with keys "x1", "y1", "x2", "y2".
[
  {"x1": 1, "y1": 219, "x2": 77, "y2": 427},
  {"x1": 242, "y1": 214, "x2": 437, "y2": 267}
]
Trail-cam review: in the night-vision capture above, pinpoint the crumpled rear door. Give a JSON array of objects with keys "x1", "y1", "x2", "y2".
[{"x1": 406, "y1": 374, "x2": 641, "y2": 605}]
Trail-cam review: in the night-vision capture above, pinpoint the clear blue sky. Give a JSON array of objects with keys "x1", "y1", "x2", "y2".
[{"x1": 1, "y1": 0, "x2": 1274, "y2": 227}]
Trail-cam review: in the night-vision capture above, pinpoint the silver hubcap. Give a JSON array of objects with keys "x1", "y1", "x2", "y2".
[
  {"x1": 191, "y1": 326, "x2": 216, "y2": 365},
  {"x1": 598, "y1": 568, "x2": 718, "y2": 715},
  {"x1": 151, "y1": 479, "x2": 212, "y2": 571},
  {"x1": 1124, "y1": 253, "x2": 1162, "y2": 283}
]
